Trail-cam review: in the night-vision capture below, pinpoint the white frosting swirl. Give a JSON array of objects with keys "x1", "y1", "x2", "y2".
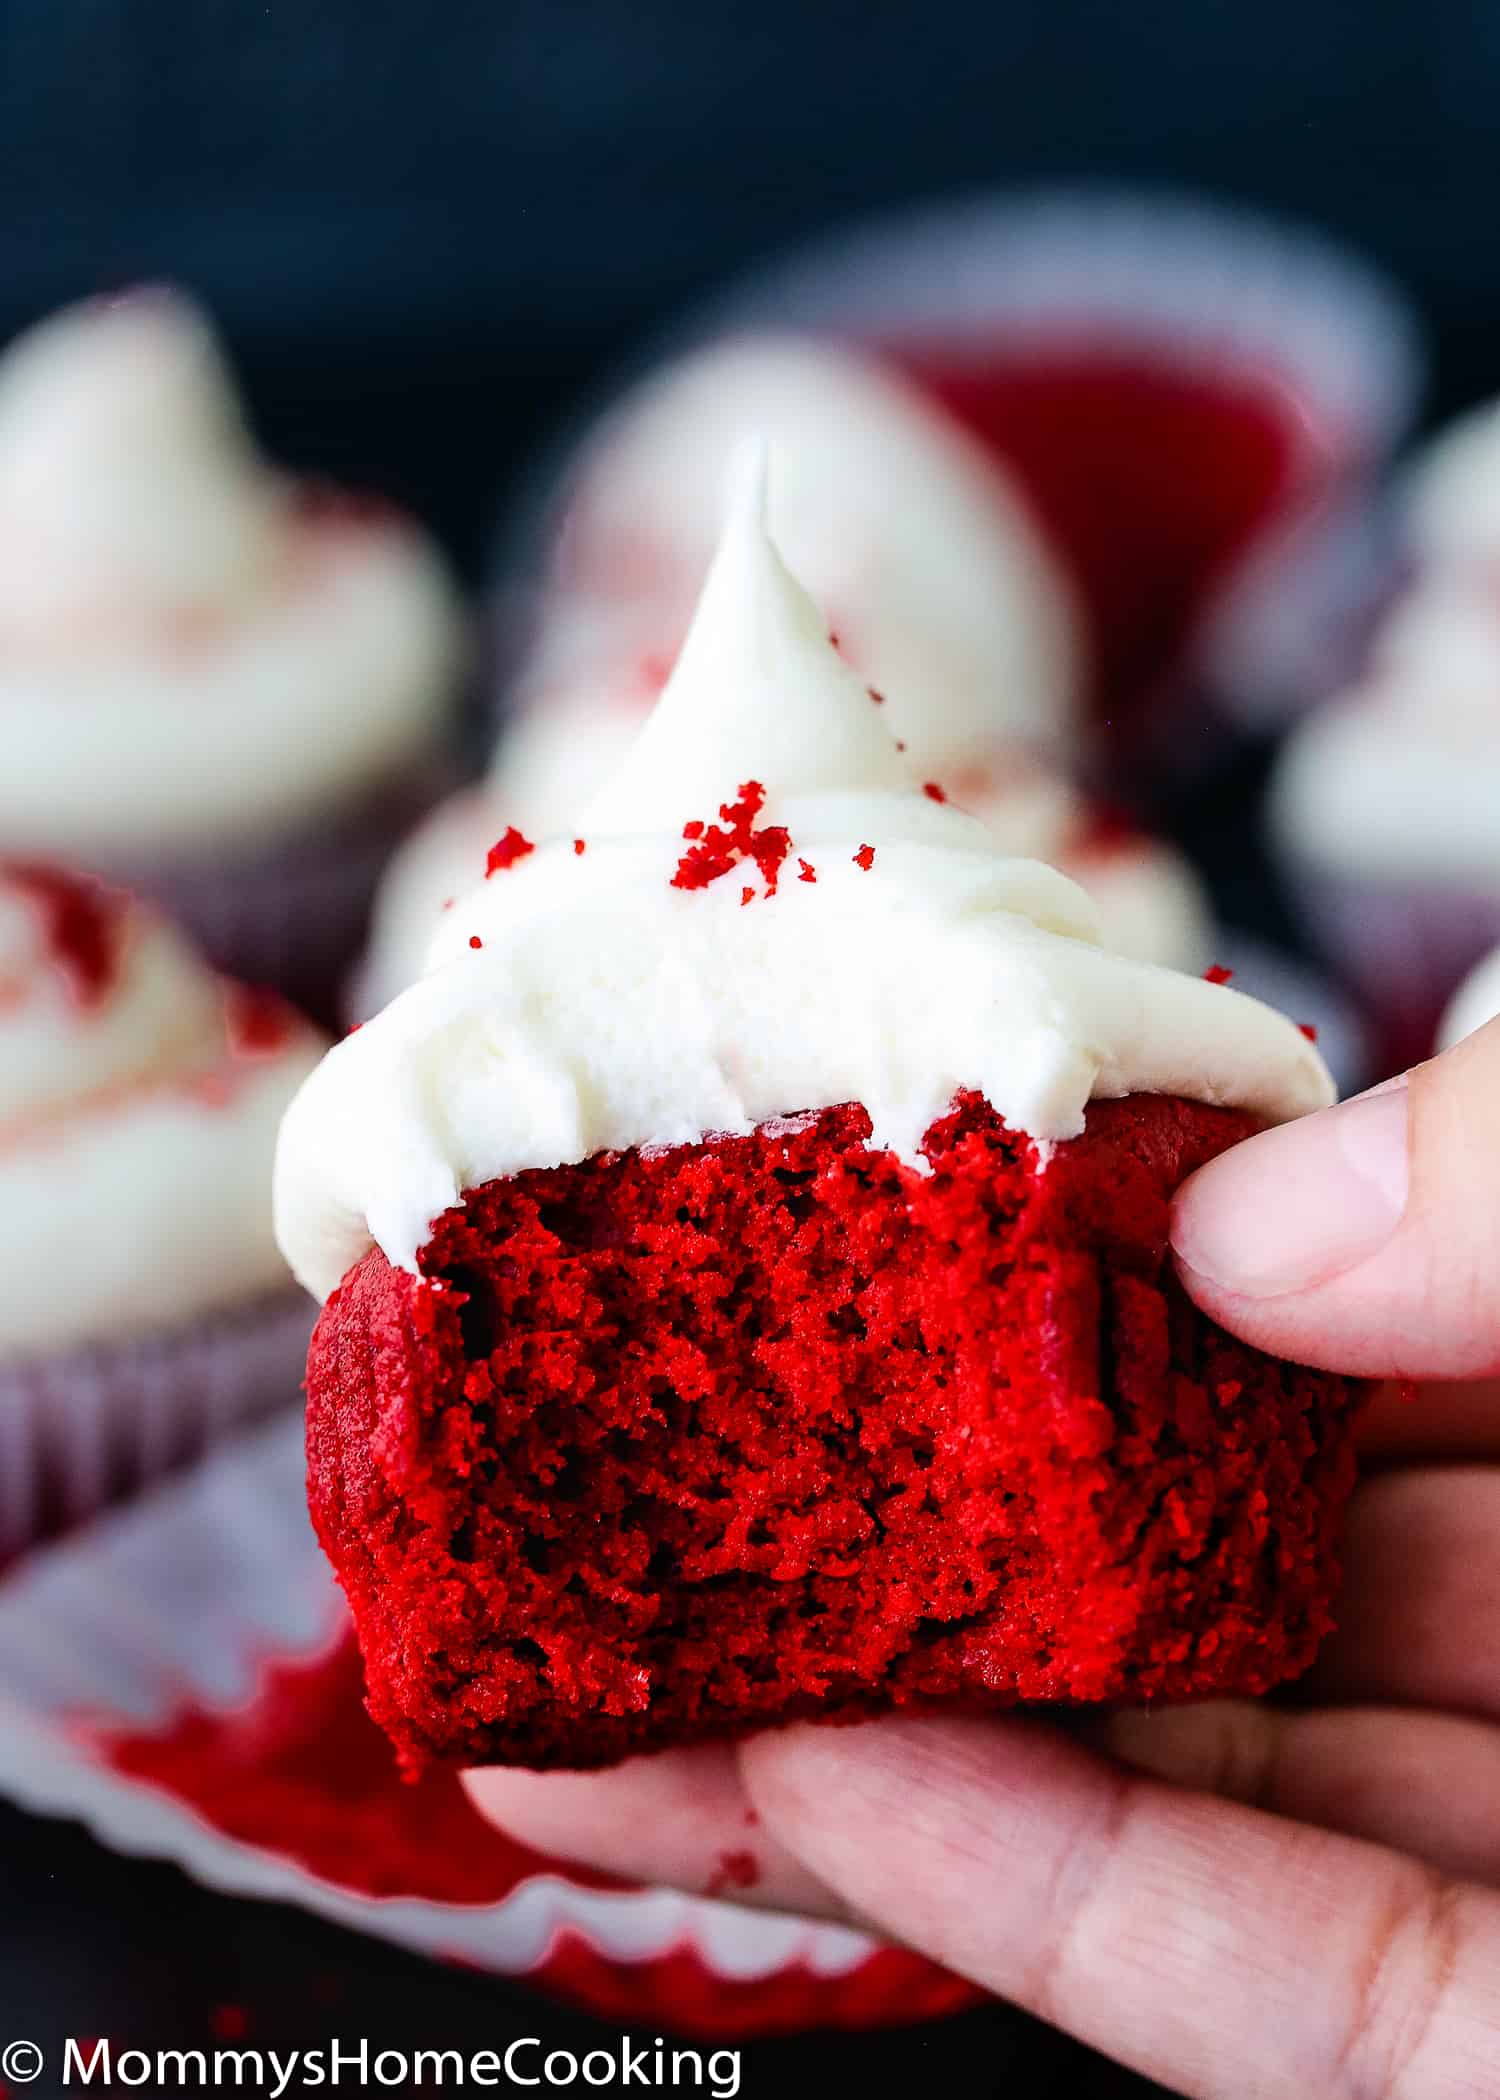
[
  {"x1": 0, "y1": 868, "x2": 326, "y2": 1356},
  {"x1": 1405, "y1": 396, "x2": 1500, "y2": 564},
  {"x1": 283, "y1": 459, "x2": 1329, "y2": 1303},
  {"x1": 539, "y1": 333, "x2": 1083, "y2": 766},
  {"x1": 1439, "y1": 943, "x2": 1500, "y2": 1050},
  {"x1": 1270, "y1": 568, "x2": 1500, "y2": 886},
  {"x1": 0, "y1": 290, "x2": 462, "y2": 855}
]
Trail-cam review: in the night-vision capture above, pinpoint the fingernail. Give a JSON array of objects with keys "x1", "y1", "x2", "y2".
[{"x1": 1172, "y1": 1081, "x2": 1410, "y2": 1299}]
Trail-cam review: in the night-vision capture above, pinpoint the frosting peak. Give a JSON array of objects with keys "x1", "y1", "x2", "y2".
[
  {"x1": 276, "y1": 469, "x2": 1331, "y2": 1304},
  {"x1": 0, "y1": 288, "x2": 284, "y2": 630},
  {"x1": 581, "y1": 443, "x2": 911, "y2": 835}
]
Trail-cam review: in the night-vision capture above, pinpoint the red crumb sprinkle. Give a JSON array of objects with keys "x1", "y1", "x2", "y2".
[
  {"x1": 671, "y1": 780, "x2": 792, "y2": 895},
  {"x1": 8, "y1": 862, "x2": 127, "y2": 1008},
  {"x1": 740, "y1": 886, "x2": 756, "y2": 907},
  {"x1": 866, "y1": 686, "x2": 885, "y2": 705},
  {"x1": 895, "y1": 739, "x2": 907, "y2": 753},
  {"x1": 226, "y1": 983, "x2": 294, "y2": 1056},
  {"x1": 210, "y1": 2006, "x2": 251, "y2": 2043},
  {"x1": 485, "y1": 827, "x2": 535, "y2": 876},
  {"x1": 922, "y1": 782, "x2": 948, "y2": 803},
  {"x1": 1298, "y1": 1022, "x2": 1319, "y2": 1043},
  {"x1": 798, "y1": 859, "x2": 817, "y2": 884},
  {"x1": 854, "y1": 844, "x2": 876, "y2": 871},
  {"x1": 345, "y1": 1021, "x2": 363, "y2": 1035},
  {"x1": 573, "y1": 838, "x2": 586, "y2": 856},
  {"x1": 469, "y1": 935, "x2": 483, "y2": 950},
  {"x1": 705, "y1": 1849, "x2": 761, "y2": 1898},
  {"x1": 1204, "y1": 964, "x2": 1234, "y2": 986}
]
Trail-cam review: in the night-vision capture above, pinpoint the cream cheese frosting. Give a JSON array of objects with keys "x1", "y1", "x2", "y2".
[
  {"x1": 361, "y1": 705, "x2": 1211, "y2": 1014},
  {"x1": 1, "y1": 867, "x2": 326, "y2": 1356},
  {"x1": 1405, "y1": 396, "x2": 1500, "y2": 564},
  {"x1": 279, "y1": 453, "x2": 1329, "y2": 1304},
  {"x1": 0, "y1": 290, "x2": 462, "y2": 856},
  {"x1": 539, "y1": 333, "x2": 1083, "y2": 767},
  {"x1": 1439, "y1": 944, "x2": 1500, "y2": 1050},
  {"x1": 1270, "y1": 568, "x2": 1500, "y2": 886}
]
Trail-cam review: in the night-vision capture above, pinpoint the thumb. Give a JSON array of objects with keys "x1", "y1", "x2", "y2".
[{"x1": 1171, "y1": 1018, "x2": 1500, "y2": 1378}]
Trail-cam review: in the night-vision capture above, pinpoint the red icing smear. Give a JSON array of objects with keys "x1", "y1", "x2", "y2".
[
  {"x1": 6, "y1": 863, "x2": 127, "y2": 1009},
  {"x1": 96, "y1": 1633, "x2": 619, "y2": 1908},
  {"x1": 704, "y1": 1848, "x2": 760, "y2": 1898},
  {"x1": 671, "y1": 781, "x2": 792, "y2": 896},
  {"x1": 899, "y1": 348, "x2": 1309, "y2": 732}
]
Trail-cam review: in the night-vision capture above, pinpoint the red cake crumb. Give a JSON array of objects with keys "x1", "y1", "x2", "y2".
[
  {"x1": 866, "y1": 687, "x2": 886, "y2": 706},
  {"x1": 853, "y1": 845, "x2": 876, "y2": 871},
  {"x1": 573, "y1": 839, "x2": 587, "y2": 856},
  {"x1": 705, "y1": 1849, "x2": 761, "y2": 1898},
  {"x1": 468, "y1": 935, "x2": 483, "y2": 950},
  {"x1": 8, "y1": 862, "x2": 127, "y2": 1008},
  {"x1": 922, "y1": 782, "x2": 947, "y2": 803},
  {"x1": 307, "y1": 1094, "x2": 1363, "y2": 1773},
  {"x1": 670, "y1": 781, "x2": 792, "y2": 896},
  {"x1": 1204, "y1": 964, "x2": 1234, "y2": 986},
  {"x1": 797, "y1": 859, "x2": 817, "y2": 884},
  {"x1": 485, "y1": 827, "x2": 535, "y2": 876},
  {"x1": 1299, "y1": 1023, "x2": 1319, "y2": 1043}
]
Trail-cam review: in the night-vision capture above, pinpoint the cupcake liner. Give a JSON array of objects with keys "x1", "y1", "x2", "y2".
[
  {"x1": 0, "y1": 1291, "x2": 313, "y2": 1565},
  {"x1": 0, "y1": 1413, "x2": 976, "y2": 2038},
  {"x1": 518, "y1": 187, "x2": 1418, "y2": 785},
  {"x1": 1281, "y1": 865, "x2": 1500, "y2": 1077},
  {"x1": 102, "y1": 761, "x2": 456, "y2": 1031}
]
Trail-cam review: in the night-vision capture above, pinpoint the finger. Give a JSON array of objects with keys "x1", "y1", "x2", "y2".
[
  {"x1": 743, "y1": 1714, "x2": 1500, "y2": 2100},
  {"x1": 1359, "y1": 1379, "x2": 1500, "y2": 1464},
  {"x1": 1171, "y1": 1027, "x2": 1500, "y2": 1377},
  {"x1": 1302, "y1": 1467, "x2": 1500, "y2": 1719},
  {"x1": 1103, "y1": 1700, "x2": 1500, "y2": 1886},
  {"x1": 461, "y1": 1744, "x2": 837, "y2": 1915}
]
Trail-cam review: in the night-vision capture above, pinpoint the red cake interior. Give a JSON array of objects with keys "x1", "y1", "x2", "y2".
[{"x1": 308, "y1": 1093, "x2": 1361, "y2": 1772}]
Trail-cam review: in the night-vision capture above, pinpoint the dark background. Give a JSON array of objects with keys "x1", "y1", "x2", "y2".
[
  {"x1": 9, "y1": 0, "x2": 1496, "y2": 580},
  {"x1": 2, "y1": 4, "x2": 1488, "y2": 2091}
]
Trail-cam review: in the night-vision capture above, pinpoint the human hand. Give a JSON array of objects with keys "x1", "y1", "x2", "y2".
[{"x1": 465, "y1": 1024, "x2": 1500, "y2": 2097}]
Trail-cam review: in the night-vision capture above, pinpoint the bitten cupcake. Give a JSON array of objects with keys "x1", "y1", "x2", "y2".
[
  {"x1": 0, "y1": 289, "x2": 464, "y2": 1018},
  {"x1": 0, "y1": 863, "x2": 326, "y2": 1555},
  {"x1": 277, "y1": 458, "x2": 1358, "y2": 1774},
  {"x1": 362, "y1": 333, "x2": 1207, "y2": 1008}
]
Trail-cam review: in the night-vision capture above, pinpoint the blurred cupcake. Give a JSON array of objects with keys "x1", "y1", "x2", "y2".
[
  {"x1": 0, "y1": 289, "x2": 464, "y2": 1020},
  {"x1": 1268, "y1": 562, "x2": 1500, "y2": 1072},
  {"x1": 1438, "y1": 942, "x2": 1500, "y2": 1051},
  {"x1": 684, "y1": 189, "x2": 1420, "y2": 776},
  {"x1": 0, "y1": 863, "x2": 325, "y2": 1557}
]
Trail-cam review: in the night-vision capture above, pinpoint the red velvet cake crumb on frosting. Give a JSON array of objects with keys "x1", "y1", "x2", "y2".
[{"x1": 307, "y1": 1093, "x2": 1360, "y2": 1772}]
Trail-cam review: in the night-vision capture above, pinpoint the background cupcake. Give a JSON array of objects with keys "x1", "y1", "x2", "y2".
[
  {"x1": 0, "y1": 862, "x2": 325, "y2": 1558},
  {"x1": 1269, "y1": 395, "x2": 1500, "y2": 1072},
  {"x1": 0, "y1": 289, "x2": 465, "y2": 1023},
  {"x1": 362, "y1": 333, "x2": 1211, "y2": 1009}
]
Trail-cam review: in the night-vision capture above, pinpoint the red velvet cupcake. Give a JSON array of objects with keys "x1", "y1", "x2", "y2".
[{"x1": 276, "y1": 455, "x2": 1356, "y2": 1773}]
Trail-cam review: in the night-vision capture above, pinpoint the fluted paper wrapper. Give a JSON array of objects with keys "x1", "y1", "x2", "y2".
[{"x1": 0, "y1": 1414, "x2": 976, "y2": 2038}]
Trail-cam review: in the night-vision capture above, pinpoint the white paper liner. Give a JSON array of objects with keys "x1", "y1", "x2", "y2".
[
  {"x1": 0, "y1": 1411, "x2": 885, "y2": 1989},
  {"x1": 0, "y1": 1288, "x2": 314, "y2": 1562}
]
